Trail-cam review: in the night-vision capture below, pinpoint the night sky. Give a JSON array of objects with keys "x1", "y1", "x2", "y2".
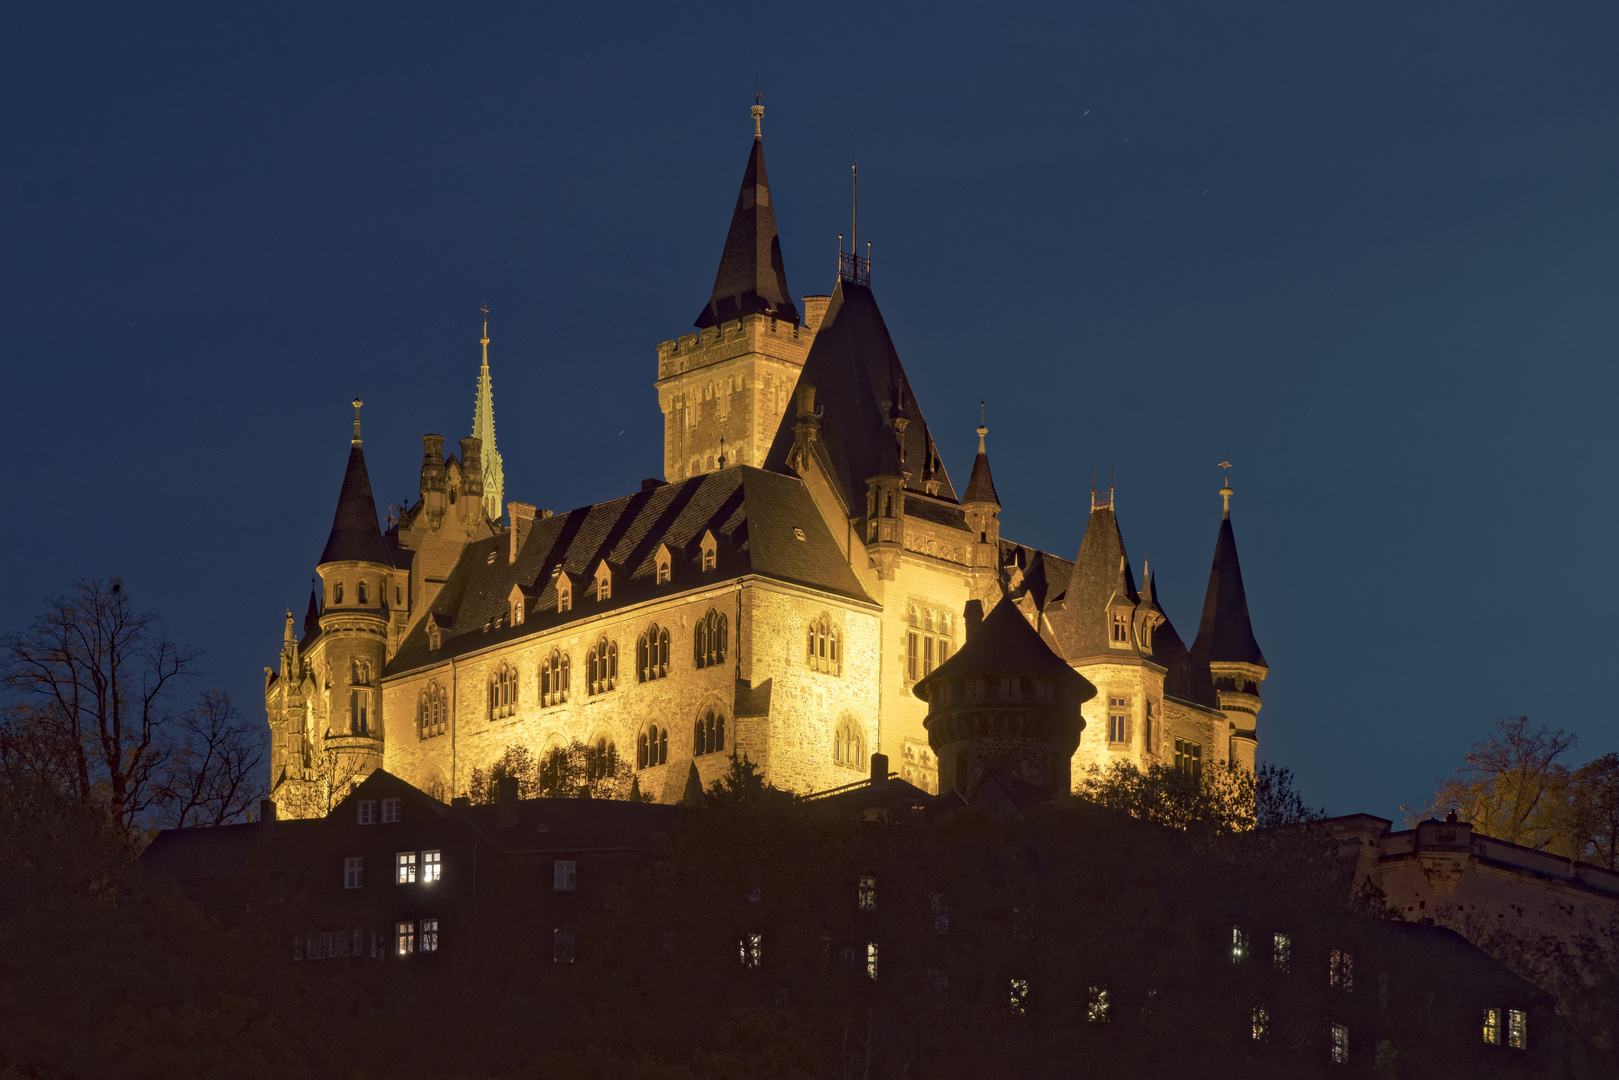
[{"x1": 4, "y1": 3, "x2": 1616, "y2": 822}]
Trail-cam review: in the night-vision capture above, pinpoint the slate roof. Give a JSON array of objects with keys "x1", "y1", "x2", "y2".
[
  {"x1": 1190, "y1": 513, "x2": 1267, "y2": 669},
  {"x1": 389, "y1": 466, "x2": 874, "y2": 675},
  {"x1": 1145, "y1": 571, "x2": 1220, "y2": 709},
  {"x1": 914, "y1": 595, "x2": 1093, "y2": 700},
  {"x1": 962, "y1": 450, "x2": 1001, "y2": 506},
  {"x1": 763, "y1": 279, "x2": 957, "y2": 510},
  {"x1": 1001, "y1": 543, "x2": 1073, "y2": 612},
  {"x1": 694, "y1": 137, "x2": 799, "y2": 329},
  {"x1": 1043, "y1": 506, "x2": 1142, "y2": 664},
  {"x1": 319, "y1": 445, "x2": 392, "y2": 566}
]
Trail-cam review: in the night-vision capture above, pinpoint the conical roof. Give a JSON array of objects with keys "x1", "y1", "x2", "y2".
[
  {"x1": 694, "y1": 137, "x2": 799, "y2": 329},
  {"x1": 302, "y1": 590, "x2": 322, "y2": 639},
  {"x1": 913, "y1": 595, "x2": 1091, "y2": 701},
  {"x1": 763, "y1": 279, "x2": 956, "y2": 508},
  {"x1": 319, "y1": 445, "x2": 392, "y2": 566},
  {"x1": 963, "y1": 449, "x2": 1000, "y2": 506},
  {"x1": 1045, "y1": 505, "x2": 1139, "y2": 662},
  {"x1": 1190, "y1": 513, "x2": 1267, "y2": 668}
]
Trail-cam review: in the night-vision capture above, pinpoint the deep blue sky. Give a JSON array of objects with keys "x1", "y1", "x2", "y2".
[{"x1": 4, "y1": 2, "x2": 1616, "y2": 821}]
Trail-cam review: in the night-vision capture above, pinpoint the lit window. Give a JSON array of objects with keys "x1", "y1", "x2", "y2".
[
  {"x1": 1483, "y1": 1008, "x2": 1501, "y2": 1045},
  {"x1": 864, "y1": 942, "x2": 879, "y2": 980},
  {"x1": 1330, "y1": 1023, "x2": 1349, "y2": 1064},
  {"x1": 423, "y1": 850, "x2": 442, "y2": 883},
  {"x1": 553, "y1": 859, "x2": 577, "y2": 892},
  {"x1": 396, "y1": 921, "x2": 416, "y2": 956},
  {"x1": 1273, "y1": 933, "x2": 1291, "y2": 972},
  {"x1": 1507, "y1": 1009, "x2": 1527, "y2": 1050},
  {"x1": 1231, "y1": 926, "x2": 1248, "y2": 964},
  {"x1": 1252, "y1": 1005, "x2": 1269, "y2": 1041},
  {"x1": 740, "y1": 933, "x2": 762, "y2": 968},
  {"x1": 1329, "y1": 949, "x2": 1354, "y2": 991},
  {"x1": 419, "y1": 918, "x2": 439, "y2": 953},
  {"x1": 857, "y1": 874, "x2": 877, "y2": 911},
  {"x1": 382, "y1": 797, "x2": 401, "y2": 823},
  {"x1": 1009, "y1": 977, "x2": 1029, "y2": 1016},
  {"x1": 357, "y1": 800, "x2": 378, "y2": 825},
  {"x1": 554, "y1": 929, "x2": 577, "y2": 964},
  {"x1": 1086, "y1": 986, "x2": 1110, "y2": 1022},
  {"x1": 397, "y1": 851, "x2": 417, "y2": 884},
  {"x1": 343, "y1": 856, "x2": 364, "y2": 889}
]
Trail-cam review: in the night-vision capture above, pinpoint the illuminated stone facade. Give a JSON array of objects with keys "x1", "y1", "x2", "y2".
[{"x1": 264, "y1": 112, "x2": 1271, "y2": 815}]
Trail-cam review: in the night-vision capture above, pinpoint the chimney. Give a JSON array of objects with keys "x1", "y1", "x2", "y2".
[
  {"x1": 508, "y1": 501, "x2": 536, "y2": 562},
  {"x1": 460, "y1": 437, "x2": 485, "y2": 502},
  {"x1": 497, "y1": 774, "x2": 519, "y2": 828},
  {"x1": 420, "y1": 434, "x2": 446, "y2": 494},
  {"x1": 963, "y1": 599, "x2": 985, "y2": 640},
  {"x1": 801, "y1": 295, "x2": 831, "y2": 333},
  {"x1": 870, "y1": 752, "x2": 889, "y2": 786}
]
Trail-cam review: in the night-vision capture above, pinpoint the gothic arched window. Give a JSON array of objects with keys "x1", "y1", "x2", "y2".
[
  {"x1": 638, "y1": 624, "x2": 669, "y2": 683},
  {"x1": 694, "y1": 609, "x2": 728, "y2": 670},
  {"x1": 833, "y1": 718, "x2": 864, "y2": 770},
  {"x1": 539, "y1": 649, "x2": 569, "y2": 708},
  {"x1": 418, "y1": 681, "x2": 447, "y2": 739},
  {"x1": 587, "y1": 736, "x2": 617, "y2": 782},
  {"x1": 806, "y1": 614, "x2": 841, "y2": 675},
  {"x1": 694, "y1": 710, "x2": 726, "y2": 757},
  {"x1": 638, "y1": 723, "x2": 668, "y2": 770},
  {"x1": 488, "y1": 661, "x2": 517, "y2": 720},
  {"x1": 587, "y1": 637, "x2": 618, "y2": 695}
]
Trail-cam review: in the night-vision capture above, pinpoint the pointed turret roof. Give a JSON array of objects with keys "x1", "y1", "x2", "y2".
[
  {"x1": 1044, "y1": 501, "x2": 1140, "y2": 662},
  {"x1": 763, "y1": 279, "x2": 957, "y2": 508},
  {"x1": 302, "y1": 590, "x2": 322, "y2": 639},
  {"x1": 1145, "y1": 570, "x2": 1220, "y2": 708},
  {"x1": 471, "y1": 312, "x2": 505, "y2": 522},
  {"x1": 962, "y1": 421, "x2": 1001, "y2": 506},
  {"x1": 694, "y1": 126, "x2": 799, "y2": 329},
  {"x1": 320, "y1": 443, "x2": 392, "y2": 566},
  {"x1": 1190, "y1": 492, "x2": 1267, "y2": 669}
]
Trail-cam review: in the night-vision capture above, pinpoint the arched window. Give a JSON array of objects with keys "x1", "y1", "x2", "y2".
[
  {"x1": 357, "y1": 580, "x2": 368, "y2": 604},
  {"x1": 587, "y1": 736, "x2": 618, "y2": 782},
  {"x1": 806, "y1": 614, "x2": 841, "y2": 675},
  {"x1": 587, "y1": 637, "x2": 618, "y2": 695},
  {"x1": 334, "y1": 581, "x2": 344, "y2": 604},
  {"x1": 694, "y1": 609, "x2": 728, "y2": 669},
  {"x1": 418, "y1": 681, "x2": 447, "y2": 739},
  {"x1": 512, "y1": 599, "x2": 524, "y2": 626},
  {"x1": 638, "y1": 624, "x2": 669, "y2": 682},
  {"x1": 694, "y1": 709, "x2": 726, "y2": 757},
  {"x1": 833, "y1": 718, "x2": 865, "y2": 770},
  {"x1": 638, "y1": 723, "x2": 668, "y2": 769},
  {"x1": 488, "y1": 661, "x2": 517, "y2": 720},
  {"x1": 539, "y1": 649, "x2": 569, "y2": 707}
]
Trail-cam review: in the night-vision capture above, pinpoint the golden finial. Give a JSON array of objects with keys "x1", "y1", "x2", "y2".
[
  {"x1": 480, "y1": 304, "x2": 490, "y2": 354},
  {"x1": 751, "y1": 80, "x2": 764, "y2": 139},
  {"x1": 976, "y1": 401, "x2": 988, "y2": 454},
  {"x1": 351, "y1": 396, "x2": 364, "y2": 446},
  {"x1": 1217, "y1": 460, "x2": 1234, "y2": 518}
]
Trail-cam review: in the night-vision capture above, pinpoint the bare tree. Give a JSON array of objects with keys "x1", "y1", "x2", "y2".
[
  {"x1": 153, "y1": 691, "x2": 264, "y2": 828},
  {"x1": 1413, "y1": 716, "x2": 1575, "y2": 849},
  {"x1": 1570, "y1": 753, "x2": 1619, "y2": 870}
]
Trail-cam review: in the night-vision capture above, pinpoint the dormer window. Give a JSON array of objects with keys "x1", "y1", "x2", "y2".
[
  {"x1": 512, "y1": 600, "x2": 524, "y2": 625},
  {"x1": 557, "y1": 576, "x2": 572, "y2": 613},
  {"x1": 1110, "y1": 612, "x2": 1128, "y2": 644},
  {"x1": 701, "y1": 530, "x2": 718, "y2": 572},
  {"x1": 655, "y1": 543, "x2": 673, "y2": 585},
  {"x1": 427, "y1": 621, "x2": 441, "y2": 651}
]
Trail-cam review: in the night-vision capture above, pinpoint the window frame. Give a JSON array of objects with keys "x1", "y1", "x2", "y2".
[
  {"x1": 343, "y1": 855, "x2": 364, "y2": 889},
  {"x1": 553, "y1": 859, "x2": 578, "y2": 893},
  {"x1": 396, "y1": 851, "x2": 418, "y2": 884},
  {"x1": 423, "y1": 849, "x2": 442, "y2": 883}
]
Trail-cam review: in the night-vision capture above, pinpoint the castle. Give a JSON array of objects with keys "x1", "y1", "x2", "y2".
[{"x1": 263, "y1": 104, "x2": 1270, "y2": 814}]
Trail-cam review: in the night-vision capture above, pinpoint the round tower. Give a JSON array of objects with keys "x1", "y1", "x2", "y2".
[
  {"x1": 314, "y1": 398, "x2": 392, "y2": 792},
  {"x1": 914, "y1": 596, "x2": 1096, "y2": 799}
]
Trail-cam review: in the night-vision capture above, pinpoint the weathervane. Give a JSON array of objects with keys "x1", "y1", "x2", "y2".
[
  {"x1": 1217, "y1": 460, "x2": 1234, "y2": 517},
  {"x1": 752, "y1": 76, "x2": 764, "y2": 138}
]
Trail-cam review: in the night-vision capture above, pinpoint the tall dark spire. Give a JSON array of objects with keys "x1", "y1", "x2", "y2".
[
  {"x1": 693, "y1": 106, "x2": 799, "y2": 329},
  {"x1": 962, "y1": 409, "x2": 1001, "y2": 507},
  {"x1": 1189, "y1": 484, "x2": 1266, "y2": 668},
  {"x1": 319, "y1": 401, "x2": 392, "y2": 566}
]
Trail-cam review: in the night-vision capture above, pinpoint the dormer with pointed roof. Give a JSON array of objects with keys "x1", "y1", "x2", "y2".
[{"x1": 1189, "y1": 478, "x2": 1268, "y2": 768}]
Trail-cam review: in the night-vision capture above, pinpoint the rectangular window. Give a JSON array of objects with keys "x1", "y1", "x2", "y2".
[
  {"x1": 397, "y1": 851, "x2": 417, "y2": 884},
  {"x1": 1483, "y1": 1007, "x2": 1501, "y2": 1045},
  {"x1": 419, "y1": 918, "x2": 439, "y2": 953},
  {"x1": 343, "y1": 856, "x2": 364, "y2": 889},
  {"x1": 857, "y1": 874, "x2": 877, "y2": 912},
  {"x1": 554, "y1": 929, "x2": 577, "y2": 964},
  {"x1": 1086, "y1": 986, "x2": 1110, "y2": 1022},
  {"x1": 1330, "y1": 1023, "x2": 1349, "y2": 1064},
  {"x1": 1111, "y1": 612, "x2": 1128, "y2": 643},
  {"x1": 906, "y1": 632, "x2": 920, "y2": 682},
  {"x1": 1507, "y1": 1009, "x2": 1527, "y2": 1049},
  {"x1": 1009, "y1": 977, "x2": 1029, "y2": 1016},
  {"x1": 357, "y1": 800, "x2": 378, "y2": 825},
  {"x1": 381, "y1": 797, "x2": 401, "y2": 823},
  {"x1": 1329, "y1": 949, "x2": 1354, "y2": 991},
  {"x1": 423, "y1": 850, "x2": 442, "y2": 883},
  {"x1": 1273, "y1": 933, "x2": 1291, "y2": 972},
  {"x1": 396, "y1": 920, "x2": 415, "y2": 956},
  {"x1": 740, "y1": 933, "x2": 762, "y2": 968},
  {"x1": 923, "y1": 636, "x2": 934, "y2": 677},
  {"x1": 1231, "y1": 926, "x2": 1248, "y2": 964},
  {"x1": 553, "y1": 859, "x2": 577, "y2": 892},
  {"x1": 1174, "y1": 740, "x2": 1203, "y2": 781},
  {"x1": 1107, "y1": 696, "x2": 1129, "y2": 745},
  {"x1": 864, "y1": 941, "x2": 879, "y2": 980}
]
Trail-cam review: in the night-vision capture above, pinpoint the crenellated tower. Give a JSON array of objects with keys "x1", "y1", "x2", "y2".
[
  {"x1": 1190, "y1": 475, "x2": 1268, "y2": 771},
  {"x1": 656, "y1": 99, "x2": 823, "y2": 480}
]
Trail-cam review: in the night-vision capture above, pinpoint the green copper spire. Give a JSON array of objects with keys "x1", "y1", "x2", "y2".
[{"x1": 472, "y1": 306, "x2": 505, "y2": 523}]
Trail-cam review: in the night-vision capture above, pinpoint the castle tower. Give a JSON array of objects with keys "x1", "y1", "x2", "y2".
[
  {"x1": 312, "y1": 398, "x2": 391, "y2": 790},
  {"x1": 961, "y1": 410, "x2": 1003, "y2": 582},
  {"x1": 916, "y1": 597, "x2": 1094, "y2": 798},
  {"x1": 656, "y1": 101, "x2": 823, "y2": 480},
  {"x1": 1189, "y1": 476, "x2": 1268, "y2": 772},
  {"x1": 1043, "y1": 484, "x2": 1167, "y2": 775},
  {"x1": 471, "y1": 309, "x2": 505, "y2": 523}
]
